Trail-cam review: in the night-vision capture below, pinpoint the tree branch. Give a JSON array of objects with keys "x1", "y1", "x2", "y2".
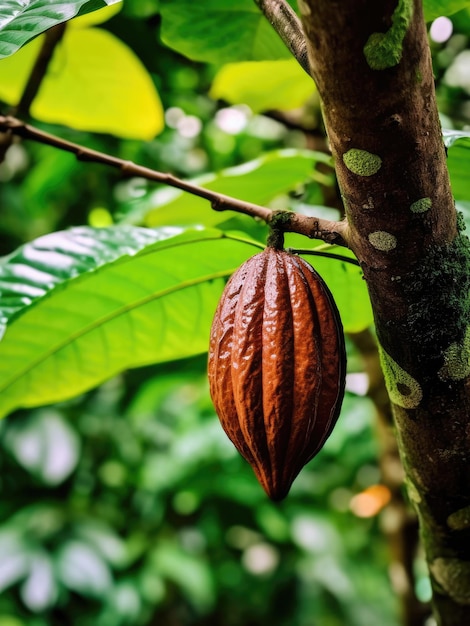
[
  {"x1": 0, "y1": 114, "x2": 350, "y2": 247},
  {"x1": 253, "y1": 0, "x2": 311, "y2": 76}
]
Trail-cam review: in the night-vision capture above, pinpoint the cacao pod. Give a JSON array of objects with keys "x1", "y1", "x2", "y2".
[{"x1": 208, "y1": 247, "x2": 346, "y2": 501}]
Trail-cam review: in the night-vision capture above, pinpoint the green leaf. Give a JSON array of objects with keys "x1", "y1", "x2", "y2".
[
  {"x1": 0, "y1": 0, "x2": 121, "y2": 59},
  {"x1": 122, "y1": 150, "x2": 333, "y2": 227},
  {"x1": 0, "y1": 226, "x2": 262, "y2": 418},
  {"x1": 300, "y1": 249, "x2": 374, "y2": 333},
  {"x1": 122, "y1": 0, "x2": 159, "y2": 18},
  {"x1": 443, "y1": 129, "x2": 470, "y2": 202},
  {"x1": 159, "y1": 0, "x2": 292, "y2": 63},
  {"x1": 0, "y1": 28, "x2": 163, "y2": 140},
  {"x1": 424, "y1": 0, "x2": 470, "y2": 21},
  {"x1": 210, "y1": 59, "x2": 314, "y2": 113}
]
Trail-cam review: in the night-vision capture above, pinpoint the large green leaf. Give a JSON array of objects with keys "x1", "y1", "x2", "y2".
[
  {"x1": 0, "y1": 0, "x2": 121, "y2": 59},
  {"x1": 301, "y1": 249, "x2": 373, "y2": 334},
  {"x1": 159, "y1": 0, "x2": 291, "y2": 63},
  {"x1": 0, "y1": 27, "x2": 163, "y2": 140},
  {"x1": 210, "y1": 59, "x2": 314, "y2": 113},
  {"x1": 122, "y1": 150, "x2": 333, "y2": 227},
  {"x1": 0, "y1": 226, "x2": 263, "y2": 418},
  {"x1": 424, "y1": 0, "x2": 470, "y2": 21}
]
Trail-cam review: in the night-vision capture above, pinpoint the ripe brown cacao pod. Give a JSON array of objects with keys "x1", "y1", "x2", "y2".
[{"x1": 208, "y1": 247, "x2": 346, "y2": 501}]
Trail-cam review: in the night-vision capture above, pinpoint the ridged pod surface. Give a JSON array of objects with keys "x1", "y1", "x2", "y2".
[{"x1": 208, "y1": 247, "x2": 346, "y2": 500}]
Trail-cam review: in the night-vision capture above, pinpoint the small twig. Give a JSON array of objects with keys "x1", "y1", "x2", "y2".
[
  {"x1": 0, "y1": 115, "x2": 350, "y2": 247},
  {"x1": 253, "y1": 0, "x2": 311, "y2": 76}
]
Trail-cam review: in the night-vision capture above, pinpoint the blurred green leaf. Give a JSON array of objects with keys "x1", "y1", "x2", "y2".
[
  {"x1": 322, "y1": 392, "x2": 375, "y2": 455},
  {"x1": 424, "y1": 0, "x2": 470, "y2": 21},
  {"x1": 0, "y1": 28, "x2": 163, "y2": 139},
  {"x1": 159, "y1": 0, "x2": 292, "y2": 63},
  {"x1": 0, "y1": 226, "x2": 262, "y2": 417},
  {"x1": 0, "y1": 0, "x2": 121, "y2": 59},
  {"x1": 122, "y1": 0, "x2": 159, "y2": 17},
  {"x1": 444, "y1": 129, "x2": 470, "y2": 201},
  {"x1": 56, "y1": 541, "x2": 112, "y2": 596},
  {"x1": 0, "y1": 531, "x2": 30, "y2": 593},
  {"x1": 150, "y1": 542, "x2": 215, "y2": 611},
  {"x1": 124, "y1": 150, "x2": 332, "y2": 227},
  {"x1": 4, "y1": 410, "x2": 80, "y2": 484},
  {"x1": 75, "y1": 521, "x2": 128, "y2": 567},
  {"x1": 0, "y1": 617, "x2": 27, "y2": 626},
  {"x1": 210, "y1": 59, "x2": 314, "y2": 113}
]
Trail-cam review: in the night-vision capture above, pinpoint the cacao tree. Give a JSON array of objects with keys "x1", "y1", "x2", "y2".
[{"x1": 1, "y1": 1, "x2": 470, "y2": 625}]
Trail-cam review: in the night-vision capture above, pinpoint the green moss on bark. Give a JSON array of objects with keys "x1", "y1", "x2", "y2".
[
  {"x1": 404, "y1": 233, "x2": 470, "y2": 361},
  {"x1": 363, "y1": 0, "x2": 414, "y2": 70}
]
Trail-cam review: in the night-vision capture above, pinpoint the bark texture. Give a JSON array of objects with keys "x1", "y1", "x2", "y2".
[{"x1": 300, "y1": 1, "x2": 470, "y2": 624}]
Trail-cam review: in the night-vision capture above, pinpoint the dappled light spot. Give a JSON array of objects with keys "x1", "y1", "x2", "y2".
[
  {"x1": 430, "y1": 17, "x2": 453, "y2": 44},
  {"x1": 350, "y1": 484, "x2": 392, "y2": 518}
]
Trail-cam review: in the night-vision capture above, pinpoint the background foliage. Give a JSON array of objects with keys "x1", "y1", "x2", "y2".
[{"x1": 1, "y1": 2, "x2": 470, "y2": 625}]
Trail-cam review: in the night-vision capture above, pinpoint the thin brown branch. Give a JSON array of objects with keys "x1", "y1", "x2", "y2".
[
  {"x1": 0, "y1": 114, "x2": 350, "y2": 247},
  {"x1": 1, "y1": 23, "x2": 66, "y2": 163},
  {"x1": 15, "y1": 23, "x2": 67, "y2": 118},
  {"x1": 253, "y1": 0, "x2": 311, "y2": 76}
]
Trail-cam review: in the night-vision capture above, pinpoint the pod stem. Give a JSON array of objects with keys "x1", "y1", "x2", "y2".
[{"x1": 267, "y1": 210, "x2": 294, "y2": 250}]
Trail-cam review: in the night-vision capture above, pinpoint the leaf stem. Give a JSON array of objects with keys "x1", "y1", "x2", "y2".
[{"x1": 287, "y1": 247, "x2": 360, "y2": 266}]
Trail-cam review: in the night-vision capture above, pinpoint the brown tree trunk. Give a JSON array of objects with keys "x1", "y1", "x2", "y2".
[{"x1": 299, "y1": 1, "x2": 470, "y2": 624}]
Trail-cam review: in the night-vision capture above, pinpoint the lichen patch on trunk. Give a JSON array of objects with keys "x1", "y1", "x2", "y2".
[
  {"x1": 378, "y1": 346, "x2": 423, "y2": 408},
  {"x1": 343, "y1": 149, "x2": 382, "y2": 176}
]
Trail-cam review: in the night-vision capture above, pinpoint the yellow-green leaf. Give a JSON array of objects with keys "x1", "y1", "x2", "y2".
[
  {"x1": 210, "y1": 59, "x2": 314, "y2": 113},
  {"x1": 0, "y1": 28, "x2": 163, "y2": 139},
  {"x1": 69, "y1": 2, "x2": 122, "y2": 28}
]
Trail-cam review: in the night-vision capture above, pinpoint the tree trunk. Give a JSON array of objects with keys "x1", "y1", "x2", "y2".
[{"x1": 299, "y1": 1, "x2": 470, "y2": 624}]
